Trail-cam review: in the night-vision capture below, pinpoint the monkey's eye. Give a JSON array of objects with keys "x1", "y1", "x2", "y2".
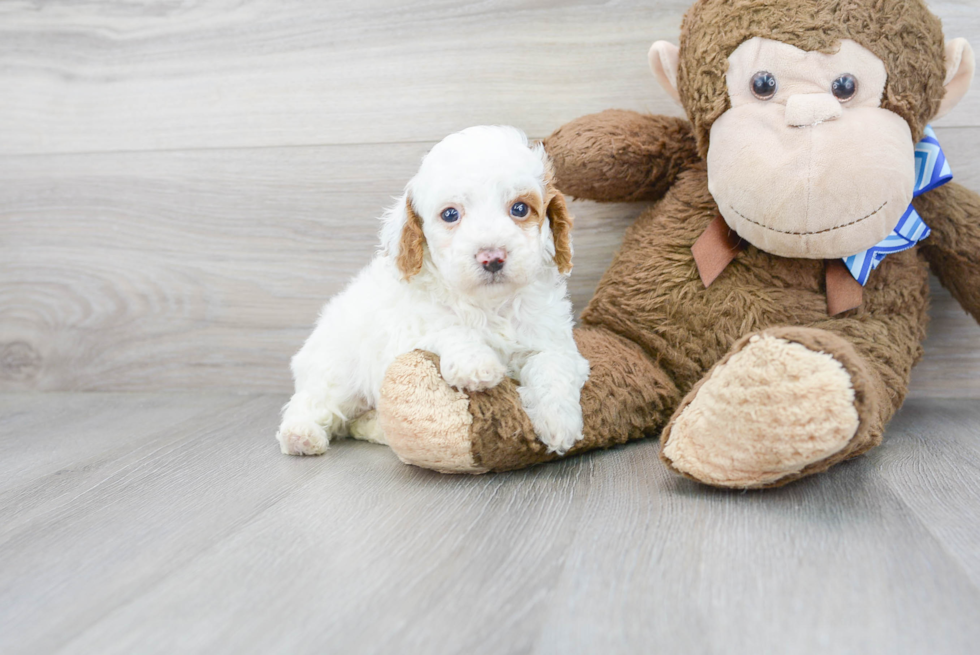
[
  {"x1": 750, "y1": 71, "x2": 777, "y2": 100},
  {"x1": 831, "y1": 74, "x2": 857, "y2": 102},
  {"x1": 440, "y1": 207, "x2": 460, "y2": 223},
  {"x1": 510, "y1": 202, "x2": 529, "y2": 218}
]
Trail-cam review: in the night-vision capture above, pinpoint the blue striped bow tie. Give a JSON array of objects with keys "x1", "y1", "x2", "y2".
[{"x1": 842, "y1": 125, "x2": 953, "y2": 285}]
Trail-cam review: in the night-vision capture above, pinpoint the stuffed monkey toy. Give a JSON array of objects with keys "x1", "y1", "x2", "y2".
[{"x1": 377, "y1": 0, "x2": 979, "y2": 488}]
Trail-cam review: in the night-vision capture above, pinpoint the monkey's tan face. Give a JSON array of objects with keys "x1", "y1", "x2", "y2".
[{"x1": 707, "y1": 38, "x2": 916, "y2": 259}]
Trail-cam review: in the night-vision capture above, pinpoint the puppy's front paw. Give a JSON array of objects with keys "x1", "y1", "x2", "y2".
[
  {"x1": 519, "y1": 388, "x2": 585, "y2": 455},
  {"x1": 440, "y1": 349, "x2": 507, "y2": 392},
  {"x1": 276, "y1": 421, "x2": 328, "y2": 456}
]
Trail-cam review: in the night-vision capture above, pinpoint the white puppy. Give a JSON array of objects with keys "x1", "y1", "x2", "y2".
[{"x1": 277, "y1": 126, "x2": 590, "y2": 457}]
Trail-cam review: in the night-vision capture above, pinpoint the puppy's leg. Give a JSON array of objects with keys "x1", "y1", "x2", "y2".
[
  {"x1": 277, "y1": 385, "x2": 350, "y2": 455},
  {"x1": 349, "y1": 410, "x2": 386, "y2": 445},
  {"x1": 518, "y1": 348, "x2": 591, "y2": 454},
  {"x1": 277, "y1": 322, "x2": 364, "y2": 455},
  {"x1": 420, "y1": 329, "x2": 507, "y2": 392}
]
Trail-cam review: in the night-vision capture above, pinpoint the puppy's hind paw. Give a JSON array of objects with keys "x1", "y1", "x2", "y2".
[{"x1": 277, "y1": 421, "x2": 328, "y2": 456}]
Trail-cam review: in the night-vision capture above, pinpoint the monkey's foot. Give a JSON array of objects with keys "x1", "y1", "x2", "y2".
[
  {"x1": 378, "y1": 351, "x2": 488, "y2": 473},
  {"x1": 378, "y1": 350, "x2": 562, "y2": 474},
  {"x1": 660, "y1": 328, "x2": 878, "y2": 489}
]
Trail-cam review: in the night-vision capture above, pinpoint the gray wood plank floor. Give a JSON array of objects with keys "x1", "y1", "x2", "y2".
[{"x1": 1, "y1": 393, "x2": 979, "y2": 655}]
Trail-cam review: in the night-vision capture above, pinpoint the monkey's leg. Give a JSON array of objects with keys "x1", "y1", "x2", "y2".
[
  {"x1": 377, "y1": 326, "x2": 680, "y2": 473},
  {"x1": 659, "y1": 322, "x2": 913, "y2": 489}
]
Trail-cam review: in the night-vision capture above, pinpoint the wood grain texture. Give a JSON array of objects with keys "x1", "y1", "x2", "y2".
[
  {"x1": 875, "y1": 400, "x2": 980, "y2": 587},
  {"x1": 0, "y1": 0, "x2": 976, "y2": 156},
  {"x1": 0, "y1": 394, "x2": 305, "y2": 654},
  {"x1": 0, "y1": 393, "x2": 978, "y2": 654}
]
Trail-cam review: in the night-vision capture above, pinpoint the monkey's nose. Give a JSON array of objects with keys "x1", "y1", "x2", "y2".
[
  {"x1": 477, "y1": 248, "x2": 507, "y2": 273},
  {"x1": 785, "y1": 93, "x2": 842, "y2": 127}
]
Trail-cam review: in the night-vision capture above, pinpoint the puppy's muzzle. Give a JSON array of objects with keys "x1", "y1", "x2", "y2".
[{"x1": 477, "y1": 248, "x2": 507, "y2": 273}]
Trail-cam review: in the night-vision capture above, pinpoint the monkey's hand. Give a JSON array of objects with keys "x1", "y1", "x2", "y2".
[
  {"x1": 916, "y1": 182, "x2": 980, "y2": 324},
  {"x1": 544, "y1": 110, "x2": 700, "y2": 203}
]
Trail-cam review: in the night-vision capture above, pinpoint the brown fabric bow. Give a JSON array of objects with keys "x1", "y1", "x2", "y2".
[{"x1": 692, "y1": 214, "x2": 863, "y2": 316}]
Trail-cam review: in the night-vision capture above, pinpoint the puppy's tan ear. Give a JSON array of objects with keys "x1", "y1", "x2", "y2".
[
  {"x1": 396, "y1": 195, "x2": 426, "y2": 280},
  {"x1": 546, "y1": 185, "x2": 573, "y2": 274}
]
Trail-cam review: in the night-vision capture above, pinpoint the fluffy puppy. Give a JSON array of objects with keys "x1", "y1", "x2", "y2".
[{"x1": 277, "y1": 126, "x2": 590, "y2": 457}]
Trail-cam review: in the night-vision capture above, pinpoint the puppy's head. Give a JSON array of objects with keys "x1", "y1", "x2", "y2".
[{"x1": 380, "y1": 126, "x2": 573, "y2": 294}]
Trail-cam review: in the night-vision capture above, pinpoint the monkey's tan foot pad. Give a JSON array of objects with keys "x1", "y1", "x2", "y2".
[
  {"x1": 660, "y1": 333, "x2": 862, "y2": 489},
  {"x1": 378, "y1": 350, "x2": 563, "y2": 474},
  {"x1": 378, "y1": 350, "x2": 489, "y2": 474}
]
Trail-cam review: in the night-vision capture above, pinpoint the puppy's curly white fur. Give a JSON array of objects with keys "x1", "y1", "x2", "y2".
[{"x1": 277, "y1": 126, "x2": 590, "y2": 457}]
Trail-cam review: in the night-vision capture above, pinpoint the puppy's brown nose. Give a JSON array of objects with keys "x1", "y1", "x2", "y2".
[{"x1": 477, "y1": 248, "x2": 507, "y2": 273}]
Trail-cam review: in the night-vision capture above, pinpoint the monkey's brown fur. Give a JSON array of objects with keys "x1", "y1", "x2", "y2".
[{"x1": 379, "y1": 0, "x2": 980, "y2": 488}]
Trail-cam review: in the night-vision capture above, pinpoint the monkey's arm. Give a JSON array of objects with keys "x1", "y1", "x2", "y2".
[
  {"x1": 915, "y1": 182, "x2": 980, "y2": 324},
  {"x1": 544, "y1": 110, "x2": 700, "y2": 203}
]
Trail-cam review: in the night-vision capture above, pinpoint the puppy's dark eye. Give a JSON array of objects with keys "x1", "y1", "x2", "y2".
[
  {"x1": 831, "y1": 74, "x2": 857, "y2": 102},
  {"x1": 751, "y1": 71, "x2": 777, "y2": 100},
  {"x1": 510, "y1": 202, "x2": 529, "y2": 218},
  {"x1": 440, "y1": 207, "x2": 460, "y2": 223}
]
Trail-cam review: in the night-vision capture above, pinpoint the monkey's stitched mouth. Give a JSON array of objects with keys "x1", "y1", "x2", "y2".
[{"x1": 729, "y1": 200, "x2": 888, "y2": 236}]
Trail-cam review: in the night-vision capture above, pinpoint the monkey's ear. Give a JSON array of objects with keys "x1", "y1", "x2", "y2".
[
  {"x1": 936, "y1": 38, "x2": 975, "y2": 120},
  {"x1": 649, "y1": 41, "x2": 682, "y2": 106},
  {"x1": 380, "y1": 194, "x2": 425, "y2": 280},
  {"x1": 546, "y1": 185, "x2": 573, "y2": 275}
]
